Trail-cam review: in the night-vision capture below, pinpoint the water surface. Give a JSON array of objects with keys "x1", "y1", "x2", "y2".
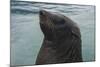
[{"x1": 11, "y1": 1, "x2": 95, "y2": 66}]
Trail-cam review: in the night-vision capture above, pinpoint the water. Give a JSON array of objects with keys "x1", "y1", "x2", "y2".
[{"x1": 10, "y1": 1, "x2": 95, "y2": 66}]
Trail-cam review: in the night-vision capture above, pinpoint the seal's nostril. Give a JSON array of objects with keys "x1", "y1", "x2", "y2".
[{"x1": 40, "y1": 11, "x2": 44, "y2": 15}]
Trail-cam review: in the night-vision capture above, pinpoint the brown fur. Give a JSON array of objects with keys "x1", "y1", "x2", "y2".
[{"x1": 35, "y1": 10, "x2": 83, "y2": 65}]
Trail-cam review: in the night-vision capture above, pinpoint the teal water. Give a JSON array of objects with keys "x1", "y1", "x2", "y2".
[{"x1": 11, "y1": 1, "x2": 95, "y2": 66}]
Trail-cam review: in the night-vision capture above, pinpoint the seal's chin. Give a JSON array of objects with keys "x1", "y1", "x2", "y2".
[
  {"x1": 40, "y1": 10, "x2": 47, "y2": 16},
  {"x1": 39, "y1": 10, "x2": 49, "y2": 21},
  {"x1": 39, "y1": 10, "x2": 55, "y2": 29}
]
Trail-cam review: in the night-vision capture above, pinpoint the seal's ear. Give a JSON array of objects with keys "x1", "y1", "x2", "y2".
[{"x1": 71, "y1": 27, "x2": 81, "y2": 38}]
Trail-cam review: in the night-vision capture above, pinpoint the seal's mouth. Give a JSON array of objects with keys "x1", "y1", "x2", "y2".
[
  {"x1": 39, "y1": 10, "x2": 55, "y2": 29},
  {"x1": 40, "y1": 10, "x2": 47, "y2": 16},
  {"x1": 39, "y1": 10, "x2": 55, "y2": 40},
  {"x1": 39, "y1": 10, "x2": 48, "y2": 24},
  {"x1": 39, "y1": 10, "x2": 52, "y2": 22}
]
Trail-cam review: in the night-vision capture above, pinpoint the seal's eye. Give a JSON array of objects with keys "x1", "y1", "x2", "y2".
[
  {"x1": 53, "y1": 19, "x2": 65, "y2": 25},
  {"x1": 59, "y1": 19, "x2": 65, "y2": 24}
]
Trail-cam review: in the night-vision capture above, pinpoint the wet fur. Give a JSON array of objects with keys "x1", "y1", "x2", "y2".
[{"x1": 35, "y1": 10, "x2": 82, "y2": 65}]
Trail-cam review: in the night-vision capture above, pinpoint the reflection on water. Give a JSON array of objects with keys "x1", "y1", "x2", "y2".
[{"x1": 11, "y1": 1, "x2": 95, "y2": 66}]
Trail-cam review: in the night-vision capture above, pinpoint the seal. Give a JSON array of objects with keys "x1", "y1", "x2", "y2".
[{"x1": 35, "y1": 10, "x2": 83, "y2": 65}]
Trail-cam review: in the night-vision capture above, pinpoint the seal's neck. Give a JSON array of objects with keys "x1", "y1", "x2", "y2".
[{"x1": 43, "y1": 37, "x2": 71, "y2": 48}]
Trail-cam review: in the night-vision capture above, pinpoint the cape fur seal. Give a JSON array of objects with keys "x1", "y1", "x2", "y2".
[{"x1": 35, "y1": 10, "x2": 82, "y2": 65}]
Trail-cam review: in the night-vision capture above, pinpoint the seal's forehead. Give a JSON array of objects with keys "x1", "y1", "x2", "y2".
[
  {"x1": 53, "y1": 12, "x2": 66, "y2": 20},
  {"x1": 49, "y1": 12, "x2": 64, "y2": 20},
  {"x1": 40, "y1": 10, "x2": 65, "y2": 19}
]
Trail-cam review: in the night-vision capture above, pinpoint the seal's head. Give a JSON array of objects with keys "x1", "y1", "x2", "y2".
[{"x1": 39, "y1": 10, "x2": 81, "y2": 41}]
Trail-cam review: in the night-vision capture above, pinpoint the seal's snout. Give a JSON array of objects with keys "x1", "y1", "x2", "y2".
[
  {"x1": 40, "y1": 10, "x2": 44, "y2": 15},
  {"x1": 40, "y1": 10, "x2": 47, "y2": 16}
]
